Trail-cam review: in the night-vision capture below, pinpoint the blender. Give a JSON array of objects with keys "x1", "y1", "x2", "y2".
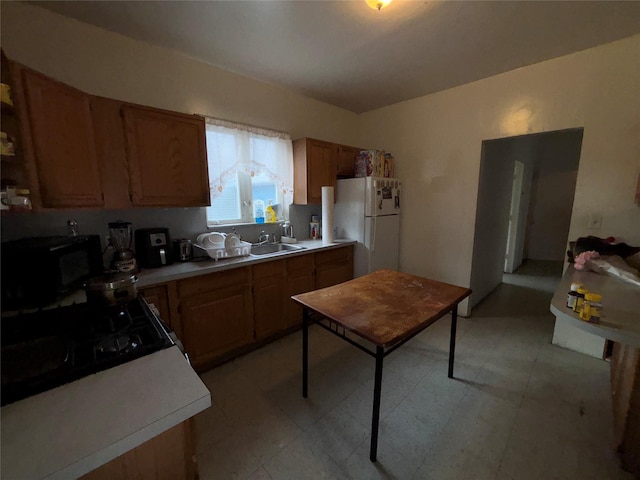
[{"x1": 108, "y1": 221, "x2": 137, "y2": 273}]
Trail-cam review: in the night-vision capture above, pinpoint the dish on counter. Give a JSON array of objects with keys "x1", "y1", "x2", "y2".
[
  {"x1": 197, "y1": 232, "x2": 226, "y2": 248},
  {"x1": 224, "y1": 233, "x2": 241, "y2": 248}
]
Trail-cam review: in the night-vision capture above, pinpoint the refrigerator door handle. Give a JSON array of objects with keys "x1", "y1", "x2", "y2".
[{"x1": 371, "y1": 217, "x2": 377, "y2": 253}]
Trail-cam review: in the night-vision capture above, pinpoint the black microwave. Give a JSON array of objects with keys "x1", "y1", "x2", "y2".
[{"x1": 1, "y1": 235, "x2": 103, "y2": 310}]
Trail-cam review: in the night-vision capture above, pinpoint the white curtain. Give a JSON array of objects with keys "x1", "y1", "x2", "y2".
[{"x1": 204, "y1": 117, "x2": 293, "y2": 214}]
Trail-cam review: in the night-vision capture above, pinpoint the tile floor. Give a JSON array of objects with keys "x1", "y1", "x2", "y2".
[{"x1": 194, "y1": 261, "x2": 633, "y2": 479}]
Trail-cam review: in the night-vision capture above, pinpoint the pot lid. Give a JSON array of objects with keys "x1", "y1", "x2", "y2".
[{"x1": 85, "y1": 272, "x2": 138, "y2": 290}]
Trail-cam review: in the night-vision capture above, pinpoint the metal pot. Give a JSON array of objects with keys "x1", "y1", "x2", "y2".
[{"x1": 84, "y1": 272, "x2": 138, "y2": 307}]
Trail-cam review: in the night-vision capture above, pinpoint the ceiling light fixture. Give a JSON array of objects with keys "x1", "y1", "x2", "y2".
[{"x1": 366, "y1": 0, "x2": 392, "y2": 11}]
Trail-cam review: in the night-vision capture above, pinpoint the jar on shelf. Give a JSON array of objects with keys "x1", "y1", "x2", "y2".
[
  {"x1": 0, "y1": 131, "x2": 16, "y2": 156},
  {"x1": 0, "y1": 82, "x2": 13, "y2": 106},
  {"x1": 3, "y1": 186, "x2": 32, "y2": 211}
]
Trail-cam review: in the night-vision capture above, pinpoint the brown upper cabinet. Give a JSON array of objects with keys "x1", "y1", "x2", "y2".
[
  {"x1": 293, "y1": 137, "x2": 336, "y2": 205},
  {"x1": 293, "y1": 137, "x2": 362, "y2": 204},
  {"x1": 123, "y1": 105, "x2": 210, "y2": 207},
  {"x1": 22, "y1": 68, "x2": 104, "y2": 208},
  {"x1": 336, "y1": 143, "x2": 362, "y2": 178},
  {"x1": 7, "y1": 56, "x2": 210, "y2": 210}
]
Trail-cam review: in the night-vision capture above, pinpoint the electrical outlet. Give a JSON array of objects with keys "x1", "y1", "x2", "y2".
[{"x1": 588, "y1": 213, "x2": 603, "y2": 230}]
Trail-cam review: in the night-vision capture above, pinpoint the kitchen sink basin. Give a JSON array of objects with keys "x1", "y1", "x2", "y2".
[{"x1": 250, "y1": 243, "x2": 306, "y2": 256}]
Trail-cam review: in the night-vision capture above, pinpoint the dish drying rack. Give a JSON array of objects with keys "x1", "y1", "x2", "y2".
[{"x1": 194, "y1": 241, "x2": 251, "y2": 261}]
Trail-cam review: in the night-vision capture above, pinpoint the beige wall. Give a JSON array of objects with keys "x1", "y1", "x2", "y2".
[
  {"x1": 0, "y1": 2, "x2": 359, "y2": 144},
  {"x1": 359, "y1": 34, "x2": 640, "y2": 315}
]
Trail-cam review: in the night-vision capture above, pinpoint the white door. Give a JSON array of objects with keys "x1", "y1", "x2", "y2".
[
  {"x1": 364, "y1": 215, "x2": 400, "y2": 275},
  {"x1": 505, "y1": 160, "x2": 525, "y2": 273}
]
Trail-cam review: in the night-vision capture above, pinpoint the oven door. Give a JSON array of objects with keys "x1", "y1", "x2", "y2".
[{"x1": 142, "y1": 298, "x2": 189, "y2": 364}]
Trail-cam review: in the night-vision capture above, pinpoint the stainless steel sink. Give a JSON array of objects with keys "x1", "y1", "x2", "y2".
[{"x1": 250, "y1": 243, "x2": 306, "y2": 256}]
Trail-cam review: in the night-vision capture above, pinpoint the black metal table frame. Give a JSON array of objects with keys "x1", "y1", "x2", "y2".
[{"x1": 301, "y1": 304, "x2": 459, "y2": 462}]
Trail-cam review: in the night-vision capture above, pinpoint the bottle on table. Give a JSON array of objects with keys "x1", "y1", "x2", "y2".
[{"x1": 566, "y1": 282, "x2": 583, "y2": 309}]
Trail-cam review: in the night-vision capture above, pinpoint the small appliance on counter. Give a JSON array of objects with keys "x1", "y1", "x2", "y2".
[
  {"x1": 135, "y1": 227, "x2": 173, "y2": 268},
  {"x1": 173, "y1": 238, "x2": 193, "y2": 262},
  {"x1": 1, "y1": 235, "x2": 103, "y2": 310},
  {"x1": 108, "y1": 221, "x2": 137, "y2": 273}
]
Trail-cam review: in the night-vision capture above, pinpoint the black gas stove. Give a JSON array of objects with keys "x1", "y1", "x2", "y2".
[{"x1": 1, "y1": 296, "x2": 174, "y2": 406}]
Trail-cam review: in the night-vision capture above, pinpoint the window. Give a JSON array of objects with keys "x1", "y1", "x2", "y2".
[{"x1": 204, "y1": 118, "x2": 293, "y2": 225}]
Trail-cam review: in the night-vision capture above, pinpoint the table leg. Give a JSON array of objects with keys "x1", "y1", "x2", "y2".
[
  {"x1": 302, "y1": 307, "x2": 309, "y2": 398},
  {"x1": 370, "y1": 345, "x2": 384, "y2": 462},
  {"x1": 448, "y1": 305, "x2": 458, "y2": 378}
]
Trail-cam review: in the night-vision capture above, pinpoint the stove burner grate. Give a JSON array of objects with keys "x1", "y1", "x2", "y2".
[
  {"x1": 95, "y1": 333, "x2": 142, "y2": 356},
  {"x1": 1, "y1": 296, "x2": 174, "y2": 406}
]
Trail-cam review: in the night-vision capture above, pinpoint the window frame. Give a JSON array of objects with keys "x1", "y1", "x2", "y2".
[{"x1": 203, "y1": 119, "x2": 292, "y2": 227}]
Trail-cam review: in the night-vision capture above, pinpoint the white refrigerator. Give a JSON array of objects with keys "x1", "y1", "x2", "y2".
[{"x1": 334, "y1": 177, "x2": 402, "y2": 278}]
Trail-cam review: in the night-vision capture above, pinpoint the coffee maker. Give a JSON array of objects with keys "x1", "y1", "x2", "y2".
[
  {"x1": 135, "y1": 228, "x2": 173, "y2": 268},
  {"x1": 108, "y1": 221, "x2": 137, "y2": 273}
]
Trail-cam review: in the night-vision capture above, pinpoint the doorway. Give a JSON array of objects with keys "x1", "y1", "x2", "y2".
[{"x1": 468, "y1": 128, "x2": 583, "y2": 313}]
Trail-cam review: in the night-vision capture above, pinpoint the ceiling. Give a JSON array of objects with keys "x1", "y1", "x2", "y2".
[{"x1": 31, "y1": 1, "x2": 640, "y2": 113}]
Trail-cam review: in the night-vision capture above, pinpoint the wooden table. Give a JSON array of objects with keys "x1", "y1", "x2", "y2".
[{"x1": 292, "y1": 269, "x2": 472, "y2": 462}]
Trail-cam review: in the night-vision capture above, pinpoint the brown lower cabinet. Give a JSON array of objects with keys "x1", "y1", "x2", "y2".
[
  {"x1": 253, "y1": 259, "x2": 288, "y2": 340},
  {"x1": 143, "y1": 246, "x2": 353, "y2": 372},
  {"x1": 315, "y1": 247, "x2": 354, "y2": 289},
  {"x1": 178, "y1": 267, "x2": 254, "y2": 369},
  {"x1": 610, "y1": 342, "x2": 640, "y2": 476},
  {"x1": 285, "y1": 254, "x2": 316, "y2": 329},
  {"x1": 80, "y1": 420, "x2": 196, "y2": 480}
]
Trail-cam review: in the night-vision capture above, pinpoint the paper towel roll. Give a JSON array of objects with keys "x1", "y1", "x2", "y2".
[{"x1": 321, "y1": 186, "x2": 334, "y2": 245}]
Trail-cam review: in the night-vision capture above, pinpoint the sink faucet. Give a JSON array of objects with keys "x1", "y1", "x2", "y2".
[
  {"x1": 255, "y1": 230, "x2": 280, "y2": 245},
  {"x1": 257, "y1": 230, "x2": 272, "y2": 244}
]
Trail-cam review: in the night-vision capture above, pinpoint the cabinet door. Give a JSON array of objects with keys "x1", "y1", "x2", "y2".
[
  {"x1": 307, "y1": 139, "x2": 336, "y2": 204},
  {"x1": 22, "y1": 68, "x2": 103, "y2": 208},
  {"x1": 315, "y1": 246, "x2": 354, "y2": 289},
  {"x1": 336, "y1": 144, "x2": 361, "y2": 177},
  {"x1": 286, "y1": 254, "x2": 315, "y2": 328},
  {"x1": 91, "y1": 96, "x2": 131, "y2": 209},
  {"x1": 123, "y1": 105, "x2": 209, "y2": 207},
  {"x1": 179, "y1": 268, "x2": 253, "y2": 369},
  {"x1": 294, "y1": 138, "x2": 336, "y2": 205},
  {"x1": 80, "y1": 421, "x2": 195, "y2": 480},
  {"x1": 253, "y1": 260, "x2": 287, "y2": 340}
]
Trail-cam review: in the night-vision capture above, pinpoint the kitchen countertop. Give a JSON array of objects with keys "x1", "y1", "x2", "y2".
[
  {"x1": 550, "y1": 264, "x2": 640, "y2": 348},
  {"x1": 1, "y1": 346, "x2": 211, "y2": 480},
  {"x1": 30, "y1": 240, "x2": 356, "y2": 308},
  {"x1": 136, "y1": 239, "x2": 355, "y2": 288}
]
